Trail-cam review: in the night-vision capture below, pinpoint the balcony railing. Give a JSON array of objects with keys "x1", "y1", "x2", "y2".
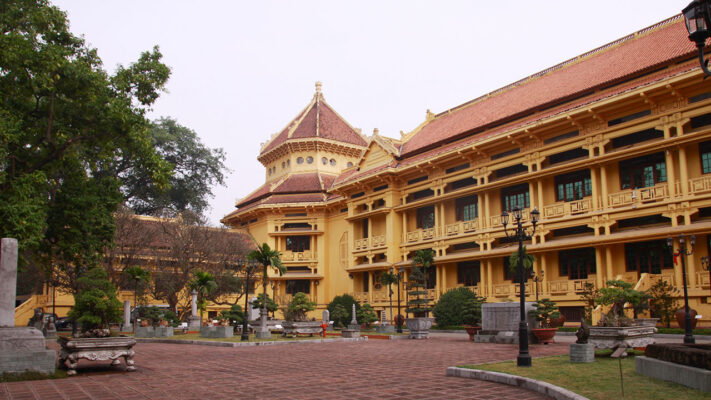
[
  {"x1": 490, "y1": 208, "x2": 530, "y2": 227},
  {"x1": 280, "y1": 250, "x2": 314, "y2": 261},
  {"x1": 351, "y1": 291, "x2": 369, "y2": 303},
  {"x1": 690, "y1": 175, "x2": 711, "y2": 194},
  {"x1": 444, "y1": 219, "x2": 478, "y2": 236},
  {"x1": 406, "y1": 227, "x2": 436, "y2": 243},
  {"x1": 354, "y1": 235, "x2": 386, "y2": 251},
  {"x1": 493, "y1": 284, "x2": 512, "y2": 297},
  {"x1": 543, "y1": 198, "x2": 592, "y2": 219},
  {"x1": 608, "y1": 184, "x2": 667, "y2": 207},
  {"x1": 696, "y1": 271, "x2": 710, "y2": 290}
]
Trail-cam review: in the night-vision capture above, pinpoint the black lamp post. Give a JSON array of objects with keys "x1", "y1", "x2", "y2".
[
  {"x1": 239, "y1": 258, "x2": 259, "y2": 341},
  {"x1": 667, "y1": 234, "x2": 696, "y2": 344},
  {"x1": 397, "y1": 266, "x2": 404, "y2": 333},
  {"x1": 502, "y1": 206, "x2": 540, "y2": 367},
  {"x1": 683, "y1": 0, "x2": 711, "y2": 76},
  {"x1": 531, "y1": 269, "x2": 544, "y2": 302}
]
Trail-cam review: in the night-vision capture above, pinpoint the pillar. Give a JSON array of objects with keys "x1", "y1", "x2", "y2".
[
  {"x1": 679, "y1": 146, "x2": 689, "y2": 196},
  {"x1": 666, "y1": 149, "x2": 676, "y2": 198},
  {"x1": 486, "y1": 260, "x2": 493, "y2": 297},
  {"x1": 0, "y1": 238, "x2": 18, "y2": 327},
  {"x1": 122, "y1": 300, "x2": 132, "y2": 331},
  {"x1": 605, "y1": 247, "x2": 613, "y2": 280},
  {"x1": 590, "y1": 167, "x2": 599, "y2": 210},
  {"x1": 600, "y1": 165, "x2": 609, "y2": 208}
]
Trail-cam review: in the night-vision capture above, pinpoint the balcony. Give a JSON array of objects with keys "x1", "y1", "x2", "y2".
[
  {"x1": 276, "y1": 293, "x2": 313, "y2": 305},
  {"x1": 354, "y1": 235, "x2": 386, "y2": 251},
  {"x1": 444, "y1": 219, "x2": 478, "y2": 236},
  {"x1": 608, "y1": 183, "x2": 667, "y2": 208},
  {"x1": 406, "y1": 227, "x2": 436, "y2": 243},
  {"x1": 690, "y1": 175, "x2": 711, "y2": 195},
  {"x1": 490, "y1": 208, "x2": 531, "y2": 227},
  {"x1": 351, "y1": 291, "x2": 369, "y2": 303},
  {"x1": 696, "y1": 271, "x2": 710, "y2": 290},
  {"x1": 280, "y1": 250, "x2": 314, "y2": 262},
  {"x1": 547, "y1": 279, "x2": 595, "y2": 295},
  {"x1": 542, "y1": 198, "x2": 592, "y2": 219}
]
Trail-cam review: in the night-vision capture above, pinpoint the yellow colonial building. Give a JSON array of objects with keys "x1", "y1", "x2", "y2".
[{"x1": 224, "y1": 15, "x2": 711, "y2": 325}]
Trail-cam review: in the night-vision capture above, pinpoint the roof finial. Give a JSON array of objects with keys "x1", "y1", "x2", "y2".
[
  {"x1": 373, "y1": 128, "x2": 379, "y2": 136},
  {"x1": 315, "y1": 81, "x2": 322, "y2": 94}
]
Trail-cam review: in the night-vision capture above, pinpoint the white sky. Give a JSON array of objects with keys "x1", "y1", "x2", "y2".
[{"x1": 51, "y1": 0, "x2": 685, "y2": 226}]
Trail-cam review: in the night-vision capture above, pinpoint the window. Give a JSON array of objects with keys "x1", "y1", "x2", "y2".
[
  {"x1": 446, "y1": 163, "x2": 469, "y2": 174},
  {"x1": 286, "y1": 280, "x2": 310, "y2": 295},
  {"x1": 408, "y1": 175, "x2": 428, "y2": 185},
  {"x1": 282, "y1": 161, "x2": 286, "y2": 169},
  {"x1": 306, "y1": 156, "x2": 313, "y2": 164},
  {"x1": 555, "y1": 170, "x2": 591, "y2": 202},
  {"x1": 363, "y1": 272, "x2": 369, "y2": 292},
  {"x1": 625, "y1": 240, "x2": 673, "y2": 274},
  {"x1": 449, "y1": 177, "x2": 477, "y2": 191},
  {"x1": 494, "y1": 163, "x2": 527, "y2": 179},
  {"x1": 297, "y1": 157, "x2": 304, "y2": 164},
  {"x1": 322, "y1": 157, "x2": 327, "y2": 165},
  {"x1": 361, "y1": 219, "x2": 369, "y2": 238},
  {"x1": 426, "y1": 266, "x2": 436, "y2": 289},
  {"x1": 416, "y1": 206, "x2": 435, "y2": 229},
  {"x1": 455, "y1": 196, "x2": 477, "y2": 221},
  {"x1": 558, "y1": 248, "x2": 596, "y2": 279},
  {"x1": 501, "y1": 184, "x2": 530, "y2": 211},
  {"x1": 410, "y1": 188, "x2": 434, "y2": 201},
  {"x1": 701, "y1": 141, "x2": 711, "y2": 174},
  {"x1": 611, "y1": 128, "x2": 663, "y2": 149},
  {"x1": 548, "y1": 148, "x2": 588, "y2": 166},
  {"x1": 544, "y1": 130, "x2": 578, "y2": 145},
  {"x1": 286, "y1": 236, "x2": 310, "y2": 252},
  {"x1": 347, "y1": 162, "x2": 353, "y2": 168},
  {"x1": 619, "y1": 153, "x2": 666, "y2": 189},
  {"x1": 330, "y1": 158, "x2": 336, "y2": 166},
  {"x1": 491, "y1": 148, "x2": 520, "y2": 160},
  {"x1": 457, "y1": 261, "x2": 480, "y2": 286}
]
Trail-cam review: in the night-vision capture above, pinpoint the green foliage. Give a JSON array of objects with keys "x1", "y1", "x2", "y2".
[
  {"x1": 595, "y1": 280, "x2": 647, "y2": 326},
  {"x1": 432, "y1": 288, "x2": 486, "y2": 327},
  {"x1": 329, "y1": 304, "x2": 349, "y2": 327},
  {"x1": 284, "y1": 292, "x2": 316, "y2": 322},
  {"x1": 219, "y1": 304, "x2": 244, "y2": 325},
  {"x1": 578, "y1": 282, "x2": 599, "y2": 323},
  {"x1": 327, "y1": 294, "x2": 361, "y2": 327},
  {"x1": 124, "y1": 117, "x2": 227, "y2": 216},
  {"x1": 357, "y1": 304, "x2": 378, "y2": 326},
  {"x1": 508, "y1": 246, "x2": 535, "y2": 272},
  {"x1": 529, "y1": 298, "x2": 560, "y2": 328},
  {"x1": 123, "y1": 266, "x2": 151, "y2": 304},
  {"x1": 247, "y1": 242, "x2": 286, "y2": 277},
  {"x1": 139, "y1": 306, "x2": 178, "y2": 327},
  {"x1": 188, "y1": 270, "x2": 217, "y2": 321},
  {"x1": 647, "y1": 279, "x2": 679, "y2": 328},
  {"x1": 68, "y1": 267, "x2": 122, "y2": 332},
  {"x1": 251, "y1": 293, "x2": 278, "y2": 313},
  {"x1": 407, "y1": 249, "x2": 435, "y2": 317}
]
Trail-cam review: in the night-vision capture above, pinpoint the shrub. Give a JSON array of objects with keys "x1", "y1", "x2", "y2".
[
  {"x1": 432, "y1": 288, "x2": 486, "y2": 327},
  {"x1": 219, "y1": 304, "x2": 244, "y2": 326},
  {"x1": 68, "y1": 267, "x2": 122, "y2": 333},
  {"x1": 647, "y1": 279, "x2": 679, "y2": 328},
  {"x1": 528, "y1": 298, "x2": 560, "y2": 328},
  {"x1": 327, "y1": 294, "x2": 360, "y2": 327},
  {"x1": 357, "y1": 304, "x2": 378, "y2": 326},
  {"x1": 284, "y1": 292, "x2": 316, "y2": 321},
  {"x1": 251, "y1": 293, "x2": 278, "y2": 314},
  {"x1": 139, "y1": 306, "x2": 179, "y2": 327}
]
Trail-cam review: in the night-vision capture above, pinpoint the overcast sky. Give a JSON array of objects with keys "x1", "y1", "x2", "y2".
[{"x1": 52, "y1": 0, "x2": 684, "y2": 226}]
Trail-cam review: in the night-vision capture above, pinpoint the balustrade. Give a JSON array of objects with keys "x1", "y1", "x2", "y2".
[
  {"x1": 444, "y1": 219, "x2": 478, "y2": 236},
  {"x1": 608, "y1": 184, "x2": 667, "y2": 207},
  {"x1": 690, "y1": 175, "x2": 711, "y2": 194},
  {"x1": 543, "y1": 199, "x2": 592, "y2": 219}
]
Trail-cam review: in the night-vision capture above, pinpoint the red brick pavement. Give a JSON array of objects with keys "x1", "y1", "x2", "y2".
[{"x1": 0, "y1": 335, "x2": 568, "y2": 400}]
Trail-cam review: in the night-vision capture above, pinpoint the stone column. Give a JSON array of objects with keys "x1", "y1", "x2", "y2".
[
  {"x1": 188, "y1": 290, "x2": 201, "y2": 328},
  {"x1": 0, "y1": 238, "x2": 18, "y2": 327},
  {"x1": 121, "y1": 300, "x2": 132, "y2": 331}
]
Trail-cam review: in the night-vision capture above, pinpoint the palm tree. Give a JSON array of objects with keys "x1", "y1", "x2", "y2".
[
  {"x1": 379, "y1": 269, "x2": 399, "y2": 325},
  {"x1": 247, "y1": 243, "x2": 286, "y2": 336},
  {"x1": 188, "y1": 270, "x2": 217, "y2": 323},
  {"x1": 124, "y1": 266, "x2": 151, "y2": 330}
]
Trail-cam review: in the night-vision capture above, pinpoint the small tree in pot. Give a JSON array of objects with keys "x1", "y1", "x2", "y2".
[
  {"x1": 68, "y1": 267, "x2": 123, "y2": 337},
  {"x1": 282, "y1": 292, "x2": 319, "y2": 337},
  {"x1": 405, "y1": 249, "x2": 435, "y2": 339},
  {"x1": 528, "y1": 298, "x2": 560, "y2": 344}
]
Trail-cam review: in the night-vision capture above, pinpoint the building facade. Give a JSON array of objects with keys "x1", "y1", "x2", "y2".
[{"x1": 223, "y1": 15, "x2": 711, "y2": 325}]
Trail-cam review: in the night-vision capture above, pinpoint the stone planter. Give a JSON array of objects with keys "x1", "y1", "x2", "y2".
[
  {"x1": 463, "y1": 325, "x2": 482, "y2": 341},
  {"x1": 200, "y1": 326, "x2": 233, "y2": 338},
  {"x1": 589, "y1": 326, "x2": 655, "y2": 350},
  {"x1": 57, "y1": 336, "x2": 136, "y2": 376},
  {"x1": 531, "y1": 328, "x2": 557, "y2": 344},
  {"x1": 135, "y1": 326, "x2": 154, "y2": 338},
  {"x1": 405, "y1": 317, "x2": 433, "y2": 339},
  {"x1": 632, "y1": 318, "x2": 659, "y2": 328},
  {"x1": 154, "y1": 326, "x2": 174, "y2": 337},
  {"x1": 282, "y1": 321, "x2": 322, "y2": 337}
]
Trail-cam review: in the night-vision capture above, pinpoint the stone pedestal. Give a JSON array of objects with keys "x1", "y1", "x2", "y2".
[
  {"x1": 341, "y1": 329, "x2": 360, "y2": 338},
  {"x1": 135, "y1": 326, "x2": 154, "y2": 338},
  {"x1": 43, "y1": 320, "x2": 57, "y2": 339},
  {"x1": 154, "y1": 326, "x2": 174, "y2": 337},
  {"x1": 0, "y1": 327, "x2": 56, "y2": 375},
  {"x1": 200, "y1": 326, "x2": 233, "y2": 338},
  {"x1": 255, "y1": 327, "x2": 271, "y2": 339},
  {"x1": 376, "y1": 324, "x2": 395, "y2": 333},
  {"x1": 475, "y1": 302, "x2": 538, "y2": 344},
  {"x1": 570, "y1": 343, "x2": 595, "y2": 363},
  {"x1": 121, "y1": 300, "x2": 132, "y2": 332}
]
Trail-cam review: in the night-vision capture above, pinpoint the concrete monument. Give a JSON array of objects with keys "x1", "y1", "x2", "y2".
[
  {"x1": 474, "y1": 302, "x2": 538, "y2": 344},
  {"x1": 342, "y1": 304, "x2": 360, "y2": 338},
  {"x1": 0, "y1": 238, "x2": 56, "y2": 375},
  {"x1": 188, "y1": 290, "x2": 201, "y2": 328},
  {"x1": 121, "y1": 300, "x2": 132, "y2": 332}
]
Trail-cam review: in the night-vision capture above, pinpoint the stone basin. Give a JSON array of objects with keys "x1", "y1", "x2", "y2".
[{"x1": 645, "y1": 343, "x2": 711, "y2": 370}]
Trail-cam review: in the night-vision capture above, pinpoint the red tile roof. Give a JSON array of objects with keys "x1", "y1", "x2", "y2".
[
  {"x1": 400, "y1": 16, "x2": 695, "y2": 156},
  {"x1": 234, "y1": 172, "x2": 339, "y2": 213},
  {"x1": 274, "y1": 173, "x2": 323, "y2": 193},
  {"x1": 260, "y1": 91, "x2": 367, "y2": 156}
]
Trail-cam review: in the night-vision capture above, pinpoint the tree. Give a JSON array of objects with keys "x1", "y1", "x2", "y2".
[
  {"x1": 578, "y1": 282, "x2": 599, "y2": 323},
  {"x1": 357, "y1": 304, "x2": 378, "y2": 327},
  {"x1": 247, "y1": 243, "x2": 286, "y2": 329},
  {"x1": 432, "y1": 288, "x2": 486, "y2": 327},
  {"x1": 283, "y1": 292, "x2": 316, "y2": 322},
  {"x1": 1, "y1": 0, "x2": 171, "y2": 287},
  {"x1": 188, "y1": 270, "x2": 217, "y2": 323},
  {"x1": 251, "y1": 293, "x2": 278, "y2": 315},
  {"x1": 379, "y1": 269, "x2": 399, "y2": 325},
  {"x1": 68, "y1": 267, "x2": 122, "y2": 335},
  {"x1": 595, "y1": 280, "x2": 647, "y2": 326},
  {"x1": 327, "y1": 294, "x2": 360, "y2": 327},
  {"x1": 121, "y1": 118, "x2": 228, "y2": 217},
  {"x1": 647, "y1": 279, "x2": 679, "y2": 328},
  {"x1": 407, "y1": 249, "x2": 435, "y2": 318},
  {"x1": 123, "y1": 266, "x2": 151, "y2": 329},
  {"x1": 329, "y1": 304, "x2": 349, "y2": 328}
]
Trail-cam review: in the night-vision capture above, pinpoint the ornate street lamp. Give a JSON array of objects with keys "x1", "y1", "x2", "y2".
[
  {"x1": 238, "y1": 258, "x2": 259, "y2": 341},
  {"x1": 702, "y1": 256, "x2": 710, "y2": 296},
  {"x1": 531, "y1": 269, "x2": 544, "y2": 302},
  {"x1": 397, "y1": 266, "x2": 404, "y2": 333},
  {"x1": 683, "y1": 0, "x2": 711, "y2": 76},
  {"x1": 667, "y1": 234, "x2": 696, "y2": 344},
  {"x1": 502, "y1": 206, "x2": 540, "y2": 367}
]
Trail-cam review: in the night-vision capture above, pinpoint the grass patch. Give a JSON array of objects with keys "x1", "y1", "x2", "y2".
[
  {"x1": 148, "y1": 333, "x2": 330, "y2": 342},
  {"x1": 1, "y1": 370, "x2": 68, "y2": 383},
  {"x1": 556, "y1": 326, "x2": 711, "y2": 335},
  {"x1": 461, "y1": 350, "x2": 710, "y2": 400}
]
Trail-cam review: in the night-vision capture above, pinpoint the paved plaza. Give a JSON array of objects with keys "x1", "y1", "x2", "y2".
[{"x1": 0, "y1": 333, "x2": 569, "y2": 400}]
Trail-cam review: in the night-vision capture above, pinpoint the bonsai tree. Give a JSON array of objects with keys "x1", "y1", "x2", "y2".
[
  {"x1": 357, "y1": 303, "x2": 378, "y2": 327},
  {"x1": 406, "y1": 249, "x2": 435, "y2": 318},
  {"x1": 432, "y1": 287, "x2": 486, "y2": 327},
  {"x1": 68, "y1": 267, "x2": 122, "y2": 337},
  {"x1": 528, "y1": 298, "x2": 560, "y2": 328},
  {"x1": 219, "y1": 304, "x2": 244, "y2": 332},
  {"x1": 283, "y1": 292, "x2": 316, "y2": 322},
  {"x1": 251, "y1": 293, "x2": 278, "y2": 317},
  {"x1": 647, "y1": 279, "x2": 679, "y2": 328},
  {"x1": 578, "y1": 282, "x2": 599, "y2": 324},
  {"x1": 187, "y1": 270, "x2": 217, "y2": 324},
  {"x1": 595, "y1": 280, "x2": 646, "y2": 326},
  {"x1": 379, "y1": 269, "x2": 399, "y2": 324},
  {"x1": 247, "y1": 243, "x2": 286, "y2": 329},
  {"x1": 327, "y1": 294, "x2": 361, "y2": 327},
  {"x1": 139, "y1": 306, "x2": 179, "y2": 327}
]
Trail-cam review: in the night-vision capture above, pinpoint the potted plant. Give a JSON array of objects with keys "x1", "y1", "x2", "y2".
[
  {"x1": 357, "y1": 303, "x2": 378, "y2": 329},
  {"x1": 405, "y1": 249, "x2": 435, "y2": 339},
  {"x1": 58, "y1": 267, "x2": 136, "y2": 375},
  {"x1": 528, "y1": 298, "x2": 560, "y2": 344},
  {"x1": 589, "y1": 280, "x2": 656, "y2": 350},
  {"x1": 282, "y1": 292, "x2": 320, "y2": 337}
]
